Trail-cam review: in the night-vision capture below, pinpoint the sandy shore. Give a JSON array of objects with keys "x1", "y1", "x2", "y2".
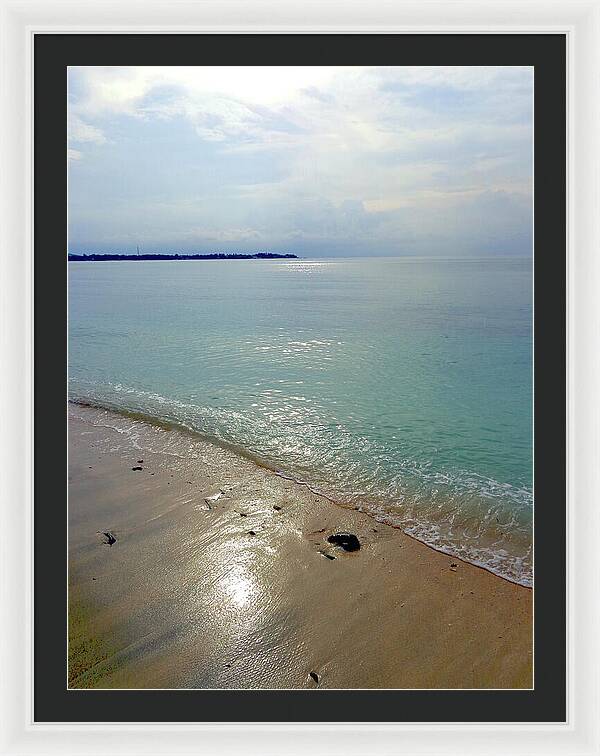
[{"x1": 68, "y1": 403, "x2": 532, "y2": 689}]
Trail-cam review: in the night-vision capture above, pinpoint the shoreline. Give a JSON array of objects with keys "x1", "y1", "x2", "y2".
[
  {"x1": 68, "y1": 403, "x2": 532, "y2": 689},
  {"x1": 69, "y1": 398, "x2": 532, "y2": 588}
]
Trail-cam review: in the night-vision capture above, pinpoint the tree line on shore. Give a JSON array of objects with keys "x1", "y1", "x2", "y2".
[{"x1": 68, "y1": 252, "x2": 298, "y2": 261}]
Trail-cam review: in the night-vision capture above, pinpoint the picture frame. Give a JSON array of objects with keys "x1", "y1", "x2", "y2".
[{"x1": 1, "y1": 0, "x2": 598, "y2": 754}]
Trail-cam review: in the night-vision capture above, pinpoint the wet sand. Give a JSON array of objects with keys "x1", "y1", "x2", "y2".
[{"x1": 68, "y1": 404, "x2": 533, "y2": 689}]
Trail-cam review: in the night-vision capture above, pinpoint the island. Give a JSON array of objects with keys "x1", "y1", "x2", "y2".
[{"x1": 68, "y1": 253, "x2": 298, "y2": 261}]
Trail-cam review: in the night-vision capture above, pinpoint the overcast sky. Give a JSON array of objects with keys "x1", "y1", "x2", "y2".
[{"x1": 68, "y1": 66, "x2": 533, "y2": 257}]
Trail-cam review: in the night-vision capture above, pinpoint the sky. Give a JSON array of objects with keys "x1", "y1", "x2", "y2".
[{"x1": 68, "y1": 66, "x2": 533, "y2": 257}]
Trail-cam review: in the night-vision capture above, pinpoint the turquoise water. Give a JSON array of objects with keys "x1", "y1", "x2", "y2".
[{"x1": 68, "y1": 257, "x2": 533, "y2": 585}]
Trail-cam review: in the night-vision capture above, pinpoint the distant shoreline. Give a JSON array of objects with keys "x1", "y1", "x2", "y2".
[{"x1": 68, "y1": 252, "x2": 298, "y2": 261}]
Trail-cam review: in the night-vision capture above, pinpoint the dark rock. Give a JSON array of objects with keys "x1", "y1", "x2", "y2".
[
  {"x1": 137, "y1": 460, "x2": 144, "y2": 464},
  {"x1": 321, "y1": 553, "x2": 336, "y2": 560},
  {"x1": 327, "y1": 532, "x2": 360, "y2": 551},
  {"x1": 240, "y1": 512, "x2": 248, "y2": 517},
  {"x1": 273, "y1": 505, "x2": 282, "y2": 511},
  {"x1": 132, "y1": 466, "x2": 143, "y2": 471},
  {"x1": 309, "y1": 671, "x2": 320, "y2": 684},
  {"x1": 101, "y1": 531, "x2": 116, "y2": 546},
  {"x1": 248, "y1": 530, "x2": 256, "y2": 536}
]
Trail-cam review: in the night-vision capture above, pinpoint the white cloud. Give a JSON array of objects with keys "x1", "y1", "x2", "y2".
[
  {"x1": 68, "y1": 114, "x2": 107, "y2": 145},
  {"x1": 71, "y1": 66, "x2": 366, "y2": 113},
  {"x1": 67, "y1": 66, "x2": 533, "y2": 255}
]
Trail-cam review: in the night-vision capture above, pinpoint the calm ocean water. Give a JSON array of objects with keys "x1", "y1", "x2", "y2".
[{"x1": 68, "y1": 257, "x2": 533, "y2": 585}]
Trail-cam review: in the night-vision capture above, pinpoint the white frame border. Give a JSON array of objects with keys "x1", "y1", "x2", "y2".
[{"x1": 1, "y1": 1, "x2": 598, "y2": 754}]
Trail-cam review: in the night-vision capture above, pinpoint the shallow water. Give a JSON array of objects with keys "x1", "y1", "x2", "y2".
[{"x1": 68, "y1": 256, "x2": 533, "y2": 584}]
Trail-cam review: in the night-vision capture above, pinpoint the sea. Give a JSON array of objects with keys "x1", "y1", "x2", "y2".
[{"x1": 68, "y1": 256, "x2": 533, "y2": 586}]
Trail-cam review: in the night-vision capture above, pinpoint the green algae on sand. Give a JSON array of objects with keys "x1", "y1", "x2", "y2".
[{"x1": 68, "y1": 592, "x2": 118, "y2": 688}]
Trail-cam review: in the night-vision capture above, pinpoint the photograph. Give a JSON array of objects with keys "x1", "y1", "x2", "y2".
[{"x1": 67, "y1": 65, "x2": 534, "y2": 691}]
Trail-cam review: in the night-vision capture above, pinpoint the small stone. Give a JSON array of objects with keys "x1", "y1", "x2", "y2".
[
  {"x1": 132, "y1": 466, "x2": 143, "y2": 471},
  {"x1": 137, "y1": 460, "x2": 144, "y2": 464},
  {"x1": 100, "y1": 531, "x2": 116, "y2": 546},
  {"x1": 309, "y1": 671, "x2": 320, "y2": 684},
  {"x1": 327, "y1": 532, "x2": 361, "y2": 552},
  {"x1": 248, "y1": 530, "x2": 256, "y2": 536},
  {"x1": 273, "y1": 505, "x2": 282, "y2": 511}
]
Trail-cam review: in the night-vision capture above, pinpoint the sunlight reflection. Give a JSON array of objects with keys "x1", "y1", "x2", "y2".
[
  {"x1": 277, "y1": 261, "x2": 337, "y2": 274},
  {"x1": 222, "y1": 564, "x2": 257, "y2": 609}
]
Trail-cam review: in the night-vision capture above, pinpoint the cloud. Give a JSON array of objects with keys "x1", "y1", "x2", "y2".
[
  {"x1": 67, "y1": 66, "x2": 533, "y2": 256},
  {"x1": 67, "y1": 113, "x2": 107, "y2": 161},
  {"x1": 68, "y1": 114, "x2": 107, "y2": 145}
]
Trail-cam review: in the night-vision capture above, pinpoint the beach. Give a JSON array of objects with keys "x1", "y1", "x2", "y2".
[{"x1": 68, "y1": 403, "x2": 532, "y2": 690}]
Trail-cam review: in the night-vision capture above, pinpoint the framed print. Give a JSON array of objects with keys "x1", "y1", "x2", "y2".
[{"x1": 1, "y1": 1, "x2": 599, "y2": 755}]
